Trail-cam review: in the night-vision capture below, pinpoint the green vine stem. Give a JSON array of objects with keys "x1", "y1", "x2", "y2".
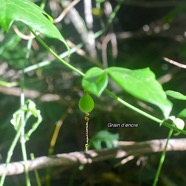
[
  {"x1": 30, "y1": 153, "x2": 41, "y2": 186},
  {"x1": 105, "y1": 90, "x2": 186, "y2": 134},
  {"x1": 153, "y1": 128, "x2": 173, "y2": 186},
  {"x1": 31, "y1": 30, "x2": 84, "y2": 76},
  {"x1": 19, "y1": 30, "x2": 103, "y2": 75},
  {"x1": 0, "y1": 123, "x2": 22, "y2": 186},
  {"x1": 19, "y1": 35, "x2": 33, "y2": 186},
  {"x1": 30, "y1": 29, "x2": 186, "y2": 135},
  {"x1": 108, "y1": 0, "x2": 125, "y2": 25}
]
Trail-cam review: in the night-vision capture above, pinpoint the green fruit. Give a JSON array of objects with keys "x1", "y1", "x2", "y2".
[{"x1": 78, "y1": 93, "x2": 94, "y2": 113}]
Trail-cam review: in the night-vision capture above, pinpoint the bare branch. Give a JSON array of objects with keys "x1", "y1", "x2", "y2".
[{"x1": 1, "y1": 138, "x2": 186, "y2": 176}]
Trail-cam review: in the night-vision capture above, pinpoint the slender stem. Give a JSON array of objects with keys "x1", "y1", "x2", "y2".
[
  {"x1": 105, "y1": 89, "x2": 162, "y2": 123},
  {"x1": 19, "y1": 35, "x2": 33, "y2": 186},
  {"x1": 18, "y1": 43, "x2": 83, "y2": 74},
  {"x1": 0, "y1": 123, "x2": 22, "y2": 186},
  {"x1": 46, "y1": 104, "x2": 72, "y2": 186},
  {"x1": 108, "y1": 0, "x2": 125, "y2": 24},
  {"x1": 40, "y1": 0, "x2": 47, "y2": 10},
  {"x1": 19, "y1": 29, "x2": 103, "y2": 75},
  {"x1": 30, "y1": 153, "x2": 41, "y2": 186},
  {"x1": 20, "y1": 135, "x2": 31, "y2": 186},
  {"x1": 31, "y1": 30, "x2": 85, "y2": 76},
  {"x1": 152, "y1": 129, "x2": 173, "y2": 186},
  {"x1": 105, "y1": 89, "x2": 186, "y2": 134}
]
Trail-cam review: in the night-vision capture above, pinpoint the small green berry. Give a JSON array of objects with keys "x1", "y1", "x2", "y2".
[{"x1": 78, "y1": 93, "x2": 94, "y2": 113}]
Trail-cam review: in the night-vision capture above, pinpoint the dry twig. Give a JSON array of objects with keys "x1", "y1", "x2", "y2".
[{"x1": 163, "y1": 57, "x2": 186, "y2": 69}]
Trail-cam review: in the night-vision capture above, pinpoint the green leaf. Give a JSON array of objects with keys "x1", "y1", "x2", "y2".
[
  {"x1": 90, "y1": 130, "x2": 119, "y2": 150},
  {"x1": 166, "y1": 90, "x2": 186, "y2": 100},
  {"x1": 0, "y1": 0, "x2": 65, "y2": 41},
  {"x1": 82, "y1": 67, "x2": 108, "y2": 97},
  {"x1": 178, "y1": 108, "x2": 186, "y2": 118},
  {"x1": 107, "y1": 67, "x2": 172, "y2": 118}
]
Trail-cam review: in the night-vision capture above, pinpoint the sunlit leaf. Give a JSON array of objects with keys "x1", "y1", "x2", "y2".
[
  {"x1": 107, "y1": 67, "x2": 172, "y2": 117},
  {"x1": 166, "y1": 90, "x2": 186, "y2": 100},
  {"x1": 0, "y1": 0, "x2": 66, "y2": 43}
]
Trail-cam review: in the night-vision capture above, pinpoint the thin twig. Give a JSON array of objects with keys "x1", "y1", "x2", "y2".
[
  {"x1": 13, "y1": 25, "x2": 35, "y2": 40},
  {"x1": 54, "y1": 0, "x2": 80, "y2": 23},
  {"x1": 163, "y1": 57, "x2": 186, "y2": 69}
]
